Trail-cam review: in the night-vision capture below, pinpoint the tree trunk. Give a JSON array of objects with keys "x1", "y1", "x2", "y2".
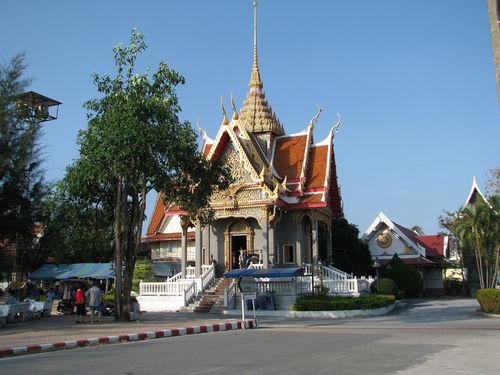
[{"x1": 114, "y1": 177, "x2": 124, "y2": 321}]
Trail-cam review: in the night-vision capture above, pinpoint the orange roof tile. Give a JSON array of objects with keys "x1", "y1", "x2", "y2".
[
  {"x1": 273, "y1": 135, "x2": 307, "y2": 179},
  {"x1": 305, "y1": 145, "x2": 328, "y2": 189},
  {"x1": 203, "y1": 143, "x2": 212, "y2": 158},
  {"x1": 299, "y1": 194, "x2": 324, "y2": 204},
  {"x1": 146, "y1": 193, "x2": 167, "y2": 235}
]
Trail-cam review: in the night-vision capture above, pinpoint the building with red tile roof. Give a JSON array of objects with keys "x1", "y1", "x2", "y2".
[
  {"x1": 142, "y1": 1, "x2": 343, "y2": 275},
  {"x1": 362, "y1": 212, "x2": 453, "y2": 295}
]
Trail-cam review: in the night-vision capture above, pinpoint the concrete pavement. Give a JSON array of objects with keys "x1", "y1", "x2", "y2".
[{"x1": 1, "y1": 298, "x2": 499, "y2": 374}]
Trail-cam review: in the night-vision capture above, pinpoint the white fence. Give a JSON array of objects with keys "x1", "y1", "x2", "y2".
[{"x1": 138, "y1": 264, "x2": 215, "y2": 312}]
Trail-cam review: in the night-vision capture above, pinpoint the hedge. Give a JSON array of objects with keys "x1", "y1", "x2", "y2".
[
  {"x1": 292, "y1": 294, "x2": 396, "y2": 311},
  {"x1": 369, "y1": 278, "x2": 397, "y2": 295},
  {"x1": 476, "y1": 288, "x2": 500, "y2": 314}
]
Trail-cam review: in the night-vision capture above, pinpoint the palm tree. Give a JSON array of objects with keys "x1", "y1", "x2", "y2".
[
  {"x1": 410, "y1": 226, "x2": 425, "y2": 236},
  {"x1": 452, "y1": 198, "x2": 499, "y2": 289}
]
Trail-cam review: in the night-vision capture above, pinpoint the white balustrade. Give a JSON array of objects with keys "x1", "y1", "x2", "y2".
[
  {"x1": 166, "y1": 272, "x2": 182, "y2": 283},
  {"x1": 224, "y1": 280, "x2": 237, "y2": 308},
  {"x1": 201, "y1": 264, "x2": 215, "y2": 292},
  {"x1": 248, "y1": 262, "x2": 264, "y2": 269},
  {"x1": 140, "y1": 279, "x2": 195, "y2": 297},
  {"x1": 186, "y1": 266, "x2": 196, "y2": 278},
  {"x1": 183, "y1": 280, "x2": 197, "y2": 306}
]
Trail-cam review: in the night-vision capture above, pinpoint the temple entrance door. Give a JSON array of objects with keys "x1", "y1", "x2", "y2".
[{"x1": 231, "y1": 235, "x2": 247, "y2": 269}]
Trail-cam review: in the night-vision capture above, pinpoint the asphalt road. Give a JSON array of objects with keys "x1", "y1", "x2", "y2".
[{"x1": 1, "y1": 298, "x2": 499, "y2": 375}]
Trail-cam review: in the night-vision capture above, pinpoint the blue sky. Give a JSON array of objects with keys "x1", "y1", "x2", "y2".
[{"x1": 1, "y1": 1, "x2": 499, "y2": 235}]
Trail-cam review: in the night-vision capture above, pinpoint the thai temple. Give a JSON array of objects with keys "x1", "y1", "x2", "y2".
[
  {"x1": 144, "y1": 1, "x2": 342, "y2": 274},
  {"x1": 139, "y1": 1, "x2": 370, "y2": 312}
]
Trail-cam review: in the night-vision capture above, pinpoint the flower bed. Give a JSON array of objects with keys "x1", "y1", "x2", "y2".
[{"x1": 292, "y1": 294, "x2": 395, "y2": 311}]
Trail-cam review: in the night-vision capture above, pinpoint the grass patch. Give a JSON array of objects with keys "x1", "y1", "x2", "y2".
[{"x1": 292, "y1": 294, "x2": 396, "y2": 311}]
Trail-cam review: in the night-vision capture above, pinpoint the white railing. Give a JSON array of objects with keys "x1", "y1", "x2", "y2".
[
  {"x1": 304, "y1": 264, "x2": 352, "y2": 280},
  {"x1": 224, "y1": 280, "x2": 238, "y2": 309},
  {"x1": 248, "y1": 262, "x2": 264, "y2": 269},
  {"x1": 140, "y1": 279, "x2": 194, "y2": 296},
  {"x1": 167, "y1": 272, "x2": 182, "y2": 283},
  {"x1": 322, "y1": 265, "x2": 353, "y2": 279},
  {"x1": 357, "y1": 277, "x2": 373, "y2": 293},
  {"x1": 254, "y1": 279, "x2": 297, "y2": 295},
  {"x1": 201, "y1": 264, "x2": 212, "y2": 273},
  {"x1": 186, "y1": 266, "x2": 196, "y2": 278},
  {"x1": 200, "y1": 264, "x2": 215, "y2": 293},
  {"x1": 183, "y1": 280, "x2": 197, "y2": 306}
]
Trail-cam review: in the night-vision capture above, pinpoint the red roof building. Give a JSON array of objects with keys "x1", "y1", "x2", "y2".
[{"x1": 143, "y1": 2, "x2": 343, "y2": 274}]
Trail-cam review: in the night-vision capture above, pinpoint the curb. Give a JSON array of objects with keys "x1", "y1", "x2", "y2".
[{"x1": 0, "y1": 319, "x2": 255, "y2": 359}]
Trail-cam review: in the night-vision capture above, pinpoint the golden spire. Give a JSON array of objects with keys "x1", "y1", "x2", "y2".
[
  {"x1": 239, "y1": 0, "x2": 284, "y2": 136},
  {"x1": 249, "y1": 0, "x2": 262, "y2": 90}
]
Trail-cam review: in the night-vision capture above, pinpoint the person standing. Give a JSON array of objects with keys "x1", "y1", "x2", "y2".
[
  {"x1": 86, "y1": 282, "x2": 103, "y2": 324},
  {"x1": 74, "y1": 285, "x2": 86, "y2": 324}
]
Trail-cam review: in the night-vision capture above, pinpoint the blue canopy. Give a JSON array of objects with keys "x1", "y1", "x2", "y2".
[
  {"x1": 28, "y1": 263, "x2": 115, "y2": 281},
  {"x1": 224, "y1": 267, "x2": 304, "y2": 278}
]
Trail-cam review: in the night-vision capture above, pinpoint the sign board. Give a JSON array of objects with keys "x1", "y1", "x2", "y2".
[
  {"x1": 238, "y1": 276, "x2": 256, "y2": 293},
  {"x1": 243, "y1": 292, "x2": 257, "y2": 300}
]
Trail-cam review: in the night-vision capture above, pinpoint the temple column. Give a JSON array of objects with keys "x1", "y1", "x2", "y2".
[
  {"x1": 195, "y1": 221, "x2": 202, "y2": 276},
  {"x1": 327, "y1": 222, "x2": 332, "y2": 262},
  {"x1": 206, "y1": 224, "x2": 211, "y2": 264},
  {"x1": 268, "y1": 223, "x2": 275, "y2": 267},
  {"x1": 180, "y1": 215, "x2": 189, "y2": 278},
  {"x1": 262, "y1": 216, "x2": 269, "y2": 269},
  {"x1": 295, "y1": 217, "x2": 302, "y2": 265},
  {"x1": 312, "y1": 218, "x2": 319, "y2": 261}
]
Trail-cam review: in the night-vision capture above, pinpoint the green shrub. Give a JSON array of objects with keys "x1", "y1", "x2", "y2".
[
  {"x1": 370, "y1": 278, "x2": 397, "y2": 295},
  {"x1": 383, "y1": 254, "x2": 423, "y2": 297},
  {"x1": 314, "y1": 284, "x2": 330, "y2": 297},
  {"x1": 444, "y1": 279, "x2": 469, "y2": 297},
  {"x1": 292, "y1": 294, "x2": 396, "y2": 311},
  {"x1": 102, "y1": 289, "x2": 137, "y2": 305},
  {"x1": 476, "y1": 288, "x2": 500, "y2": 314},
  {"x1": 132, "y1": 259, "x2": 156, "y2": 292}
]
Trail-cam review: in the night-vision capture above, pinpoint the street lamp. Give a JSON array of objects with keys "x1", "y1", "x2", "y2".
[
  {"x1": 373, "y1": 257, "x2": 381, "y2": 294},
  {"x1": 11, "y1": 91, "x2": 61, "y2": 282}
]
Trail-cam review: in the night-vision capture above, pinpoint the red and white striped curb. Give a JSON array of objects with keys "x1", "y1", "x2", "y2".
[{"x1": 0, "y1": 319, "x2": 255, "y2": 358}]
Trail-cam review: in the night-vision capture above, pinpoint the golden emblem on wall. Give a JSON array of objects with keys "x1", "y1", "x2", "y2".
[{"x1": 376, "y1": 230, "x2": 393, "y2": 249}]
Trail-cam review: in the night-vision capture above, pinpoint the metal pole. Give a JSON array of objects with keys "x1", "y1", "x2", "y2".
[
  {"x1": 241, "y1": 295, "x2": 246, "y2": 330},
  {"x1": 252, "y1": 298, "x2": 257, "y2": 328}
]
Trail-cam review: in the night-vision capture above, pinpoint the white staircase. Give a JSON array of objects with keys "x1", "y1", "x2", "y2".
[
  {"x1": 137, "y1": 264, "x2": 216, "y2": 312},
  {"x1": 303, "y1": 264, "x2": 373, "y2": 297}
]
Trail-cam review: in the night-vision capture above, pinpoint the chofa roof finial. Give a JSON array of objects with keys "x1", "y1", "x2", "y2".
[
  {"x1": 309, "y1": 105, "x2": 322, "y2": 129},
  {"x1": 220, "y1": 96, "x2": 229, "y2": 125},
  {"x1": 231, "y1": 92, "x2": 239, "y2": 120}
]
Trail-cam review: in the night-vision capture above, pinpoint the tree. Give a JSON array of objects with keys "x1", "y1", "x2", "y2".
[
  {"x1": 132, "y1": 259, "x2": 155, "y2": 293},
  {"x1": 410, "y1": 225, "x2": 425, "y2": 236},
  {"x1": 0, "y1": 53, "x2": 47, "y2": 279},
  {"x1": 39, "y1": 181, "x2": 114, "y2": 264},
  {"x1": 449, "y1": 198, "x2": 499, "y2": 289},
  {"x1": 68, "y1": 30, "x2": 230, "y2": 321},
  {"x1": 485, "y1": 167, "x2": 500, "y2": 196},
  {"x1": 382, "y1": 254, "x2": 423, "y2": 297},
  {"x1": 331, "y1": 218, "x2": 373, "y2": 276}
]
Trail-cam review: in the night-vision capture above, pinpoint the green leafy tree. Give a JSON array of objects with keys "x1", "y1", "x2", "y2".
[
  {"x1": 68, "y1": 30, "x2": 230, "y2": 321},
  {"x1": 410, "y1": 225, "x2": 425, "y2": 236},
  {"x1": 39, "y1": 181, "x2": 114, "y2": 264},
  {"x1": 331, "y1": 218, "x2": 373, "y2": 276},
  {"x1": 382, "y1": 254, "x2": 423, "y2": 298},
  {"x1": 132, "y1": 259, "x2": 155, "y2": 292},
  {"x1": 0, "y1": 53, "x2": 47, "y2": 278},
  {"x1": 447, "y1": 197, "x2": 499, "y2": 289}
]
